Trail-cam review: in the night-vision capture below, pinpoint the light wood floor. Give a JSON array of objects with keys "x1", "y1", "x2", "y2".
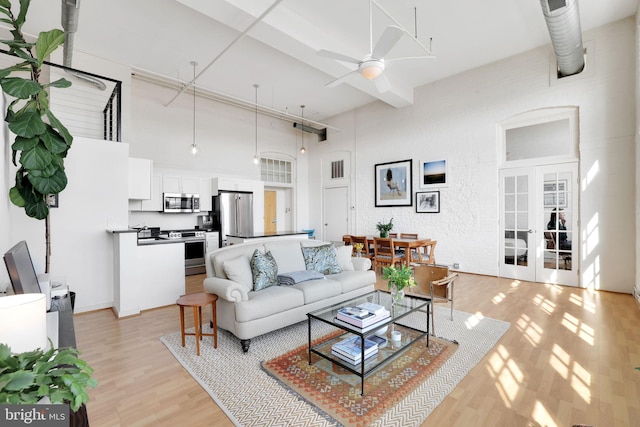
[{"x1": 73, "y1": 273, "x2": 640, "y2": 427}]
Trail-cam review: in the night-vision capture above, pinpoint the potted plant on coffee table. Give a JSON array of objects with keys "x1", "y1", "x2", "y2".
[{"x1": 382, "y1": 265, "x2": 415, "y2": 303}]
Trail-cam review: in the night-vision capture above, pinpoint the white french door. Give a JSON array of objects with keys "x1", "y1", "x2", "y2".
[
  {"x1": 323, "y1": 186, "x2": 349, "y2": 242},
  {"x1": 499, "y1": 163, "x2": 579, "y2": 286}
]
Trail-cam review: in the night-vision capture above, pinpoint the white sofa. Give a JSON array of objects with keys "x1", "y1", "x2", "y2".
[{"x1": 203, "y1": 239, "x2": 375, "y2": 352}]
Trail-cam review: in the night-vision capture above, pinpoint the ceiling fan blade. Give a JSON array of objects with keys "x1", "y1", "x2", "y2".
[
  {"x1": 372, "y1": 25, "x2": 404, "y2": 59},
  {"x1": 326, "y1": 69, "x2": 359, "y2": 88},
  {"x1": 373, "y1": 73, "x2": 391, "y2": 93},
  {"x1": 317, "y1": 49, "x2": 361, "y2": 65},
  {"x1": 385, "y1": 56, "x2": 436, "y2": 63}
]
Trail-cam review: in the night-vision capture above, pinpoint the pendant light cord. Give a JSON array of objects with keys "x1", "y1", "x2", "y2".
[{"x1": 191, "y1": 61, "x2": 197, "y2": 154}]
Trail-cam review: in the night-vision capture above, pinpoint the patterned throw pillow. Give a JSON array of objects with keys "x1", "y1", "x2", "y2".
[
  {"x1": 250, "y1": 249, "x2": 278, "y2": 291},
  {"x1": 301, "y1": 244, "x2": 342, "y2": 275}
]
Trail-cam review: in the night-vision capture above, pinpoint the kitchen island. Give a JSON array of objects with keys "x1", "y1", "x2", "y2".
[
  {"x1": 226, "y1": 231, "x2": 310, "y2": 245},
  {"x1": 109, "y1": 229, "x2": 185, "y2": 318}
]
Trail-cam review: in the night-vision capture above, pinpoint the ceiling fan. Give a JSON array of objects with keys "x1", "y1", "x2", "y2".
[{"x1": 317, "y1": 0, "x2": 434, "y2": 93}]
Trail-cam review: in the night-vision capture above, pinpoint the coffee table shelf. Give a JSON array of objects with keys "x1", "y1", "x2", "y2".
[{"x1": 307, "y1": 290, "x2": 431, "y2": 395}]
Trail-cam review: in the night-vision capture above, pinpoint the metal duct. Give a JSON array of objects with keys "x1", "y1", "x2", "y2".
[
  {"x1": 539, "y1": 0, "x2": 585, "y2": 77},
  {"x1": 61, "y1": 0, "x2": 106, "y2": 90}
]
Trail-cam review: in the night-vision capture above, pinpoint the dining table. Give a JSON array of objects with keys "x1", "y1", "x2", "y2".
[{"x1": 341, "y1": 235, "x2": 432, "y2": 268}]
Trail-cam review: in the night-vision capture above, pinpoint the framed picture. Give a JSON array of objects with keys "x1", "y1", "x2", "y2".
[
  {"x1": 375, "y1": 159, "x2": 412, "y2": 207},
  {"x1": 416, "y1": 191, "x2": 440, "y2": 213},
  {"x1": 47, "y1": 194, "x2": 59, "y2": 208},
  {"x1": 420, "y1": 159, "x2": 447, "y2": 188},
  {"x1": 543, "y1": 180, "x2": 567, "y2": 208}
]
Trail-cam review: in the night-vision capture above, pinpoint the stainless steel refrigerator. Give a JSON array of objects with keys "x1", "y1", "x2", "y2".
[{"x1": 212, "y1": 191, "x2": 254, "y2": 246}]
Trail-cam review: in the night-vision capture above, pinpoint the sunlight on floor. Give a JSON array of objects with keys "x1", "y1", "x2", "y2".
[
  {"x1": 516, "y1": 313, "x2": 542, "y2": 346},
  {"x1": 487, "y1": 344, "x2": 521, "y2": 407},
  {"x1": 533, "y1": 293, "x2": 556, "y2": 315},
  {"x1": 569, "y1": 292, "x2": 596, "y2": 314},
  {"x1": 532, "y1": 400, "x2": 558, "y2": 427},
  {"x1": 550, "y1": 344, "x2": 592, "y2": 404},
  {"x1": 492, "y1": 292, "x2": 506, "y2": 304},
  {"x1": 464, "y1": 312, "x2": 485, "y2": 329}
]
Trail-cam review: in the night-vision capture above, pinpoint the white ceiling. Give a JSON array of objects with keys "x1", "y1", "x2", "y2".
[{"x1": 12, "y1": 0, "x2": 640, "y2": 123}]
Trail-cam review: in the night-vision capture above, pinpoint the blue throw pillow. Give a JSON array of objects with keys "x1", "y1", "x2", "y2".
[
  {"x1": 301, "y1": 244, "x2": 341, "y2": 275},
  {"x1": 250, "y1": 249, "x2": 278, "y2": 291}
]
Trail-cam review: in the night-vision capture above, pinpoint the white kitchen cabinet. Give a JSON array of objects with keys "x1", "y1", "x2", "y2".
[
  {"x1": 141, "y1": 174, "x2": 162, "y2": 211},
  {"x1": 163, "y1": 175, "x2": 199, "y2": 194},
  {"x1": 205, "y1": 232, "x2": 219, "y2": 253},
  {"x1": 128, "y1": 158, "x2": 152, "y2": 199},
  {"x1": 199, "y1": 178, "x2": 212, "y2": 211}
]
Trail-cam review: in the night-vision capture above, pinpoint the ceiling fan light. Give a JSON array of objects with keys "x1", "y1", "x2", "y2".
[{"x1": 359, "y1": 59, "x2": 385, "y2": 79}]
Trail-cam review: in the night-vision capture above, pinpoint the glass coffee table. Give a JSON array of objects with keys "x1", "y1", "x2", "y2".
[{"x1": 307, "y1": 290, "x2": 431, "y2": 396}]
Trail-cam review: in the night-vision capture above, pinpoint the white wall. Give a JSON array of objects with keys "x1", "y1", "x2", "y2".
[{"x1": 310, "y1": 18, "x2": 636, "y2": 293}]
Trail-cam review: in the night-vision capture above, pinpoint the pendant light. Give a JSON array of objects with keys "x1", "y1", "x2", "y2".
[
  {"x1": 299, "y1": 105, "x2": 306, "y2": 154},
  {"x1": 190, "y1": 61, "x2": 198, "y2": 155},
  {"x1": 253, "y1": 84, "x2": 260, "y2": 165}
]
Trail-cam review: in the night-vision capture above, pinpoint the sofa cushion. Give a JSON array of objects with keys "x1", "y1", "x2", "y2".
[
  {"x1": 292, "y1": 278, "x2": 342, "y2": 304},
  {"x1": 335, "y1": 245, "x2": 354, "y2": 271},
  {"x1": 301, "y1": 244, "x2": 341, "y2": 275},
  {"x1": 250, "y1": 250, "x2": 278, "y2": 291},
  {"x1": 264, "y1": 242, "x2": 306, "y2": 274},
  {"x1": 211, "y1": 244, "x2": 263, "y2": 279},
  {"x1": 235, "y1": 286, "x2": 304, "y2": 322},
  {"x1": 223, "y1": 255, "x2": 253, "y2": 289},
  {"x1": 327, "y1": 270, "x2": 377, "y2": 294}
]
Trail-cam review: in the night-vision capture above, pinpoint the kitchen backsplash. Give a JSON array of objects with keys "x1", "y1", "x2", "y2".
[{"x1": 129, "y1": 211, "x2": 211, "y2": 230}]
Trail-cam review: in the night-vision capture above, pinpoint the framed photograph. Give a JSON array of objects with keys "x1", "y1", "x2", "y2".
[
  {"x1": 420, "y1": 159, "x2": 447, "y2": 188},
  {"x1": 47, "y1": 193, "x2": 59, "y2": 208},
  {"x1": 416, "y1": 191, "x2": 440, "y2": 213},
  {"x1": 543, "y1": 180, "x2": 567, "y2": 208},
  {"x1": 375, "y1": 159, "x2": 412, "y2": 207}
]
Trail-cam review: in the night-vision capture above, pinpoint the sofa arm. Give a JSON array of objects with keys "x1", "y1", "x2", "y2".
[
  {"x1": 351, "y1": 257, "x2": 372, "y2": 271},
  {"x1": 203, "y1": 277, "x2": 250, "y2": 303}
]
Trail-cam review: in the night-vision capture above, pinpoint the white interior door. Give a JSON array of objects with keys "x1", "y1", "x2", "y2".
[
  {"x1": 499, "y1": 168, "x2": 536, "y2": 281},
  {"x1": 499, "y1": 163, "x2": 579, "y2": 286},
  {"x1": 323, "y1": 186, "x2": 348, "y2": 242}
]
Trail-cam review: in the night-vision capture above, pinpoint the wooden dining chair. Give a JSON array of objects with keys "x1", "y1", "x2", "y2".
[
  {"x1": 410, "y1": 240, "x2": 437, "y2": 266},
  {"x1": 348, "y1": 235, "x2": 372, "y2": 258},
  {"x1": 372, "y1": 237, "x2": 405, "y2": 273},
  {"x1": 399, "y1": 233, "x2": 418, "y2": 239},
  {"x1": 412, "y1": 264, "x2": 457, "y2": 336},
  {"x1": 388, "y1": 233, "x2": 398, "y2": 238}
]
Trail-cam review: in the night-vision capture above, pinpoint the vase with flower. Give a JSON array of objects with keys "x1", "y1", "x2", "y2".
[
  {"x1": 376, "y1": 218, "x2": 394, "y2": 238},
  {"x1": 353, "y1": 242, "x2": 364, "y2": 257},
  {"x1": 382, "y1": 265, "x2": 416, "y2": 304}
]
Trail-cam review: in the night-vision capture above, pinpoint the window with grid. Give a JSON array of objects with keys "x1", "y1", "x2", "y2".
[{"x1": 260, "y1": 158, "x2": 292, "y2": 184}]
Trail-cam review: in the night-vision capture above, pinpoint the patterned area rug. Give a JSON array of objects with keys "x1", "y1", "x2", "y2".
[
  {"x1": 262, "y1": 334, "x2": 458, "y2": 427},
  {"x1": 160, "y1": 307, "x2": 510, "y2": 427}
]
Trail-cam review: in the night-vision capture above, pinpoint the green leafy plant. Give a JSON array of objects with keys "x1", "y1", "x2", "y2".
[
  {"x1": 0, "y1": 0, "x2": 73, "y2": 271},
  {"x1": 0, "y1": 342, "x2": 97, "y2": 411},
  {"x1": 376, "y1": 217, "x2": 394, "y2": 238},
  {"x1": 382, "y1": 265, "x2": 416, "y2": 291}
]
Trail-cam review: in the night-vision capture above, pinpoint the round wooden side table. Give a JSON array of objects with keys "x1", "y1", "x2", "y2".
[{"x1": 176, "y1": 292, "x2": 218, "y2": 356}]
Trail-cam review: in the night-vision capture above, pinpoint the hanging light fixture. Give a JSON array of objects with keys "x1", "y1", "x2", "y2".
[
  {"x1": 299, "y1": 105, "x2": 306, "y2": 154},
  {"x1": 190, "y1": 61, "x2": 198, "y2": 155},
  {"x1": 253, "y1": 84, "x2": 260, "y2": 165}
]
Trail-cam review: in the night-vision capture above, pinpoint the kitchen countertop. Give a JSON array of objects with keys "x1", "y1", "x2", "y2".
[{"x1": 226, "y1": 231, "x2": 310, "y2": 238}]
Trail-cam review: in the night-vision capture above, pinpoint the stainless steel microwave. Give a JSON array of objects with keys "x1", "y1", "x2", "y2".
[{"x1": 163, "y1": 193, "x2": 200, "y2": 213}]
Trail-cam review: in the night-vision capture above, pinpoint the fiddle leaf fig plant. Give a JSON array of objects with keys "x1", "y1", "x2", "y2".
[{"x1": 0, "y1": 0, "x2": 73, "y2": 221}]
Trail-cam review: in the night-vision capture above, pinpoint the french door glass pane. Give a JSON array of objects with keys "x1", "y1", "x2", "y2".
[
  {"x1": 503, "y1": 174, "x2": 528, "y2": 267},
  {"x1": 543, "y1": 172, "x2": 573, "y2": 271}
]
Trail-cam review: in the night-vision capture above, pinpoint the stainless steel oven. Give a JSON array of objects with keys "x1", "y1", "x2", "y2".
[{"x1": 184, "y1": 239, "x2": 206, "y2": 275}]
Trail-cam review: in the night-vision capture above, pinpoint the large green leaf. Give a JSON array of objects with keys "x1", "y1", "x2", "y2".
[
  {"x1": 35, "y1": 29, "x2": 64, "y2": 63},
  {"x1": 46, "y1": 110, "x2": 72, "y2": 145},
  {"x1": 11, "y1": 135, "x2": 38, "y2": 151},
  {"x1": 28, "y1": 167, "x2": 67, "y2": 195},
  {"x1": 47, "y1": 78, "x2": 72, "y2": 89},
  {"x1": 16, "y1": 0, "x2": 29, "y2": 30},
  {"x1": 0, "y1": 0, "x2": 11, "y2": 9},
  {"x1": 8, "y1": 186, "x2": 25, "y2": 207},
  {"x1": 25, "y1": 197, "x2": 48, "y2": 220},
  {"x1": 41, "y1": 126, "x2": 67, "y2": 154},
  {"x1": 19, "y1": 143, "x2": 52, "y2": 170},
  {"x1": 0, "y1": 77, "x2": 41, "y2": 99},
  {"x1": 28, "y1": 163, "x2": 58, "y2": 178},
  {"x1": 8, "y1": 110, "x2": 46, "y2": 138}
]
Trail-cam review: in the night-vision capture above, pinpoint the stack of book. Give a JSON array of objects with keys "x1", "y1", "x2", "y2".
[
  {"x1": 331, "y1": 336, "x2": 378, "y2": 365},
  {"x1": 335, "y1": 302, "x2": 390, "y2": 331}
]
